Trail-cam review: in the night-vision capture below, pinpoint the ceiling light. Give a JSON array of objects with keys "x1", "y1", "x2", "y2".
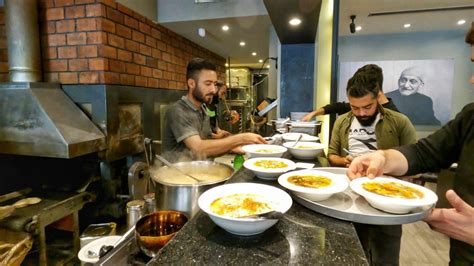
[
  {"x1": 356, "y1": 26, "x2": 362, "y2": 31},
  {"x1": 222, "y1": 25, "x2": 229, "y2": 31},
  {"x1": 258, "y1": 59, "x2": 263, "y2": 63},
  {"x1": 289, "y1": 18, "x2": 301, "y2": 26},
  {"x1": 403, "y1": 23, "x2": 411, "y2": 28},
  {"x1": 266, "y1": 64, "x2": 270, "y2": 68},
  {"x1": 457, "y1": 19, "x2": 466, "y2": 25},
  {"x1": 225, "y1": 63, "x2": 228, "y2": 67},
  {"x1": 252, "y1": 52, "x2": 257, "y2": 56},
  {"x1": 239, "y1": 41, "x2": 246, "y2": 46}
]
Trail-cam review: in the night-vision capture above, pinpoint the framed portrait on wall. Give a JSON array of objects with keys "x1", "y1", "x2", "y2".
[{"x1": 338, "y1": 59, "x2": 455, "y2": 126}]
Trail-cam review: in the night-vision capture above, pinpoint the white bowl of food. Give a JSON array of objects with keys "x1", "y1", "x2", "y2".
[
  {"x1": 281, "y1": 133, "x2": 319, "y2": 143},
  {"x1": 283, "y1": 141, "x2": 325, "y2": 160},
  {"x1": 243, "y1": 157, "x2": 296, "y2": 180},
  {"x1": 278, "y1": 169, "x2": 349, "y2": 201},
  {"x1": 198, "y1": 183, "x2": 292, "y2": 236},
  {"x1": 350, "y1": 177, "x2": 438, "y2": 214},
  {"x1": 241, "y1": 144, "x2": 287, "y2": 158}
]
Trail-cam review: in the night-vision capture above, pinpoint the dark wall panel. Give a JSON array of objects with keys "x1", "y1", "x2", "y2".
[{"x1": 280, "y1": 43, "x2": 315, "y2": 118}]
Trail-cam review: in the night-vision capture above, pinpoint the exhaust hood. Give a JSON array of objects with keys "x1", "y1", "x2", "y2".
[{"x1": 0, "y1": 82, "x2": 106, "y2": 158}]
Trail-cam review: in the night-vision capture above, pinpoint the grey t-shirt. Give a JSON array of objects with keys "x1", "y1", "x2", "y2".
[{"x1": 162, "y1": 96, "x2": 212, "y2": 161}]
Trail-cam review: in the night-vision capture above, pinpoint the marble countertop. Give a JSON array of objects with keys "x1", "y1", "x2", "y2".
[{"x1": 148, "y1": 166, "x2": 368, "y2": 265}]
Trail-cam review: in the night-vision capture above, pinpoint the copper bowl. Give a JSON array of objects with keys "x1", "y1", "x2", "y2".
[{"x1": 135, "y1": 210, "x2": 188, "y2": 257}]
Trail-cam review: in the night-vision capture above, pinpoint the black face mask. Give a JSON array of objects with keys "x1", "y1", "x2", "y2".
[{"x1": 355, "y1": 109, "x2": 379, "y2": 127}]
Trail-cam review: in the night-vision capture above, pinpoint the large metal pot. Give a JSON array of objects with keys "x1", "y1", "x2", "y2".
[{"x1": 150, "y1": 161, "x2": 234, "y2": 218}]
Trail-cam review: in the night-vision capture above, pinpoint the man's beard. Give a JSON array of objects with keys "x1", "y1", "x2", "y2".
[
  {"x1": 193, "y1": 85, "x2": 214, "y2": 105},
  {"x1": 355, "y1": 110, "x2": 379, "y2": 127}
]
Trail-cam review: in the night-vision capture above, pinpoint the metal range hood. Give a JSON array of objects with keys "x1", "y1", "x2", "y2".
[
  {"x1": 0, "y1": 83, "x2": 106, "y2": 158},
  {"x1": 0, "y1": 0, "x2": 106, "y2": 158}
]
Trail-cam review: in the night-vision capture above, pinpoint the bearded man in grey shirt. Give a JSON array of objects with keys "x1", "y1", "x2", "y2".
[{"x1": 162, "y1": 58, "x2": 266, "y2": 162}]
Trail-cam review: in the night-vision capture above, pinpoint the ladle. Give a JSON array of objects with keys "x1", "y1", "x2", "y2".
[
  {"x1": 292, "y1": 134, "x2": 303, "y2": 148},
  {"x1": 238, "y1": 210, "x2": 284, "y2": 220},
  {"x1": 155, "y1": 155, "x2": 201, "y2": 183}
]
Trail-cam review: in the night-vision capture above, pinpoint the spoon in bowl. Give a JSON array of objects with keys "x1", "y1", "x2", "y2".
[
  {"x1": 238, "y1": 210, "x2": 284, "y2": 220},
  {"x1": 291, "y1": 134, "x2": 303, "y2": 148}
]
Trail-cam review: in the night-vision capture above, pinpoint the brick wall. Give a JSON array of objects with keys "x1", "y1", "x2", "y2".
[{"x1": 0, "y1": 0, "x2": 226, "y2": 90}]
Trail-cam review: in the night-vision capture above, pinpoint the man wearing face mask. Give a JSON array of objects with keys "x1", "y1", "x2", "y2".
[
  {"x1": 328, "y1": 72, "x2": 417, "y2": 265},
  {"x1": 386, "y1": 67, "x2": 440, "y2": 125},
  {"x1": 162, "y1": 58, "x2": 266, "y2": 162}
]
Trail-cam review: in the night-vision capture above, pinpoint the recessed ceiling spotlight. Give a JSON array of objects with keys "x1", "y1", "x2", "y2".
[
  {"x1": 266, "y1": 64, "x2": 270, "y2": 68},
  {"x1": 289, "y1": 18, "x2": 301, "y2": 26},
  {"x1": 222, "y1": 25, "x2": 229, "y2": 31},
  {"x1": 252, "y1": 52, "x2": 257, "y2": 56},
  {"x1": 225, "y1": 63, "x2": 228, "y2": 67},
  {"x1": 457, "y1": 19, "x2": 466, "y2": 25},
  {"x1": 404, "y1": 23, "x2": 411, "y2": 28},
  {"x1": 258, "y1": 59, "x2": 263, "y2": 63},
  {"x1": 356, "y1": 26, "x2": 362, "y2": 31},
  {"x1": 239, "y1": 41, "x2": 246, "y2": 46}
]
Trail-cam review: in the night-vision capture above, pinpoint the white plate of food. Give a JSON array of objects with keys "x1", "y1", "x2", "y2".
[
  {"x1": 241, "y1": 144, "x2": 287, "y2": 158},
  {"x1": 350, "y1": 177, "x2": 438, "y2": 214},
  {"x1": 198, "y1": 183, "x2": 292, "y2": 235},
  {"x1": 278, "y1": 169, "x2": 349, "y2": 201},
  {"x1": 243, "y1": 157, "x2": 296, "y2": 180}
]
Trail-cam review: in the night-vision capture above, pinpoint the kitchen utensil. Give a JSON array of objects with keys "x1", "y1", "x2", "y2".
[
  {"x1": 135, "y1": 211, "x2": 188, "y2": 257},
  {"x1": 237, "y1": 210, "x2": 284, "y2": 220},
  {"x1": 150, "y1": 161, "x2": 234, "y2": 218},
  {"x1": 0, "y1": 197, "x2": 42, "y2": 220},
  {"x1": 155, "y1": 155, "x2": 201, "y2": 183},
  {"x1": 126, "y1": 200, "x2": 145, "y2": 229},
  {"x1": 291, "y1": 134, "x2": 303, "y2": 147}
]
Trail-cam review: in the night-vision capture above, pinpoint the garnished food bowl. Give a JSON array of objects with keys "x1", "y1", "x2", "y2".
[
  {"x1": 198, "y1": 183, "x2": 292, "y2": 236},
  {"x1": 241, "y1": 144, "x2": 287, "y2": 158},
  {"x1": 278, "y1": 169, "x2": 349, "y2": 201},
  {"x1": 350, "y1": 177, "x2": 438, "y2": 214},
  {"x1": 282, "y1": 133, "x2": 319, "y2": 142},
  {"x1": 283, "y1": 141, "x2": 325, "y2": 160},
  {"x1": 243, "y1": 157, "x2": 296, "y2": 180}
]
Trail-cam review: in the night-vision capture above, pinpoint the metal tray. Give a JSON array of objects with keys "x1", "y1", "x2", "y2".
[{"x1": 293, "y1": 167, "x2": 434, "y2": 225}]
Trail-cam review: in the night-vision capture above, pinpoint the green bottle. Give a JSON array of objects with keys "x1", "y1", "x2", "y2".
[{"x1": 233, "y1": 154, "x2": 245, "y2": 170}]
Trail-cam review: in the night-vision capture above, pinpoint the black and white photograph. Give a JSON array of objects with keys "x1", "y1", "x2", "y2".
[{"x1": 339, "y1": 59, "x2": 455, "y2": 126}]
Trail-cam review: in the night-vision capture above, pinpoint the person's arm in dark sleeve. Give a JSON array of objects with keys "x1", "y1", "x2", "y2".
[
  {"x1": 382, "y1": 98, "x2": 400, "y2": 113},
  {"x1": 396, "y1": 103, "x2": 473, "y2": 175},
  {"x1": 322, "y1": 102, "x2": 351, "y2": 116}
]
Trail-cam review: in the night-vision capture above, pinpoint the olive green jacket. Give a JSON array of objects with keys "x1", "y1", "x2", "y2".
[{"x1": 328, "y1": 107, "x2": 417, "y2": 158}]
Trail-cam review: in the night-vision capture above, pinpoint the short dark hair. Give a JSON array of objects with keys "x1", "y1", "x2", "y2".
[
  {"x1": 465, "y1": 22, "x2": 474, "y2": 45},
  {"x1": 347, "y1": 78, "x2": 380, "y2": 99},
  {"x1": 347, "y1": 64, "x2": 383, "y2": 92},
  {"x1": 186, "y1": 58, "x2": 217, "y2": 81},
  {"x1": 215, "y1": 80, "x2": 225, "y2": 88}
]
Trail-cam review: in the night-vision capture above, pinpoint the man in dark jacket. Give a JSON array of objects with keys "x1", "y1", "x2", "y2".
[
  {"x1": 348, "y1": 24, "x2": 474, "y2": 265},
  {"x1": 301, "y1": 64, "x2": 399, "y2": 121}
]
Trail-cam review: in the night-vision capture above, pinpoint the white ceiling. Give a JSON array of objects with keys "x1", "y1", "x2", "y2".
[{"x1": 159, "y1": 0, "x2": 473, "y2": 69}]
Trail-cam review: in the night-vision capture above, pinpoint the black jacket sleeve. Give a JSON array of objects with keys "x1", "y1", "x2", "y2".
[
  {"x1": 322, "y1": 102, "x2": 351, "y2": 115},
  {"x1": 396, "y1": 103, "x2": 474, "y2": 175}
]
